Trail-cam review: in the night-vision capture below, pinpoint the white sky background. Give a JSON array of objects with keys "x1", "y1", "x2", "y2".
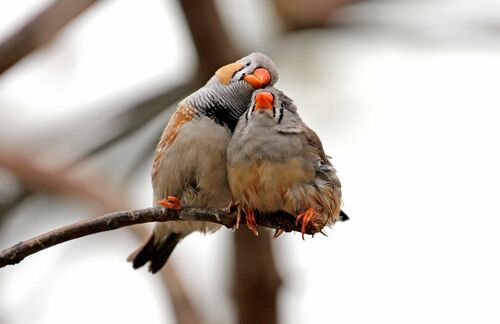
[{"x1": 1, "y1": 0, "x2": 500, "y2": 323}]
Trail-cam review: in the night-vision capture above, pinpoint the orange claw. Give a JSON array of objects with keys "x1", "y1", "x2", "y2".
[
  {"x1": 246, "y1": 208, "x2": 259, "y2": 236},
  {"x1": 158, "y1": 196, "x2": 181, "y2": 210},
  {"x1": 296, "y1": 208, "x2": 316, "y2": 240}
]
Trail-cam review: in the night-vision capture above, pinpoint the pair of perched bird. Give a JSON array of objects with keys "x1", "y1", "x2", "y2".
[{"x1": 129, "y1": 53, "x2": 346, "y2": 273}]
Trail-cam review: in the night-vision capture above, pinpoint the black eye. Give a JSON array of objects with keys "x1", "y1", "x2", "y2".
[{"x1": 245, "y1": 62, "x2": 251, "y2": 67}]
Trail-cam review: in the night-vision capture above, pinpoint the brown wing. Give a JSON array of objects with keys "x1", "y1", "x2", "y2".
[
  {"x1": 303, "y1": 126, "x2": 330, "y2": 166},
  {"x1": 151, "y1": 105, "x2": 197, "y2": 186},
  {"x1": 303, "y1": 126, "x2": 342, "y2": 222}
]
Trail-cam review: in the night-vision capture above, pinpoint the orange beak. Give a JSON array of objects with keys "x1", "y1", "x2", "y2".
[
  {"x1": 243, "y1": 68, "x2": 271, "y2": 89},
  {"x1": 254, "y1": 92, "x2": 274, "y2": 111}
]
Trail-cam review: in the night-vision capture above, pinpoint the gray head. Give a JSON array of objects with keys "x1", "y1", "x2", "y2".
[
  {"x1": 229, "y1": 87, "x2": 306, "y2": 163},
  {"x1": 244, "y1": 87, "x2": 299, "y2": 126},
  {"x1": 193, "y1": 53, "x2": 279, "y2": 131},
  {"x1": 212, "y1": 52, "x2": 279, "y2": 89}
]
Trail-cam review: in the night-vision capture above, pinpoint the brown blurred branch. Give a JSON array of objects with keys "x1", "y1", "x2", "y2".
[
  {"x1": 0, "y1": 0, "x2": 242, "y2": 219},
  {"x1": 273, "y1": 0, "x2": 359, "y2": 30},
  {"x1": 0, "y1": 148, "x2": 123, "y2": 212},
  {"x1": 178, "y1": 2, "x2": 285, "y2": 323},
  {"x1": 0, "y1": 0, "x2": 100, "y2": 75},
  {"x1": 0, "y1": 81, "x2": 198, "y2": 222},
  {"x1": 130, "y1": 226, "x2": 203, "y2": 324},
  {"x1": 0, "y1": 206, "x2": 315, "y2": 268},
  {"x1": 75, "y1": 81, "x2": 199, "y2": 162},
  {"x1": 0, "y1": 1, "x2": 282, "y2": 324},
  {"x1": 162, "y1": 263, "x2": 203, "y2": 324},
  {"x1": 179, "y1": 0, "x2": 239, "y2": 80},
  {"x1": 0, "y1": 188, "x2": 32, "y2": 222},
  {"x1": 233, "y1": 230, "x2": 282, "y2": 324},
  {"x1": 0, "y1": 144, "x2": 202, "y2": 324}
]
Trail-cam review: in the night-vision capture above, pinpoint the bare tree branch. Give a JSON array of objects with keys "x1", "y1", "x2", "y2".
[
  {"x1": 0, "y1": 0, "x2": 101, "y2": 75},
  {"x1": 0, "y1": 206, "x2": 314, "y2": 268},
  {"x1": 0, "y1": 142, "x2": 204, "y2": 324}
]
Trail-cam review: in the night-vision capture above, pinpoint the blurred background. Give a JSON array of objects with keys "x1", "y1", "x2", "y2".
[{"x1": 1, "y1": 0, "x2": 500, "y2": 323}]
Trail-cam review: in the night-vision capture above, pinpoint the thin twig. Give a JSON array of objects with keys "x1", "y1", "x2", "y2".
[
  {"x1": 0, "y1": 206, "x2": 312, "y2": 268},
  {"x1": 0, "y1": 0, "x2": 101, "y2": 75}
]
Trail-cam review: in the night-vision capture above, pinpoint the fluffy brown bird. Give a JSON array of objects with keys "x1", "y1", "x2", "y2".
[
  {"x1": 128, "y1": 53, "x2": 279, "y2": 273},
  {"x1": 227, "y1": 87, "x2": 344, "y2": 238}
]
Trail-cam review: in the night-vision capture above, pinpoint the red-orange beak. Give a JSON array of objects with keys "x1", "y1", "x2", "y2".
[
  {"x1": 243, "y1": 68, "x2": 271, "y2": 89},
  {"x1": 254, "y1": 92, "x2": 274, "y2": 111}
]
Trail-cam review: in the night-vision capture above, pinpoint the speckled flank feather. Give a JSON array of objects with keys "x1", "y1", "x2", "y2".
[
  {"x1": 227, "y1": 87, "x2": 343, "y2": 230},
  {"x1": 151, "y1": 105, "x2": 197, "y2": 184}
]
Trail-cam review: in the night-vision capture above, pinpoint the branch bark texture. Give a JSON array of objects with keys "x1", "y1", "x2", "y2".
[{"x1": 0, "y1": 206, "x2": 311, "y2": 268}]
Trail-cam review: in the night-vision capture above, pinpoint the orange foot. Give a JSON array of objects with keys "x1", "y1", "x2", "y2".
[
  {"x1": 296, "y1": 207, "x2": 317, "y2": 240},
  {"x1": 158, "y1": 196, "x2": 181, "y2": 210},
  {"x1": 246, "y1": 208, "x2": 259, "y2": 236}
]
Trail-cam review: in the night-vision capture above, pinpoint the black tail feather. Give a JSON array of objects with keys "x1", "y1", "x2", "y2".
[
  {"x1": 128, "y1": 233, "x2": 181, "y2": 274},
  {"x1": 129, "y1": 234, "x2": 155, "y2": 269},
  {"x1": 339, "y1": 209, "x2": 349, "y2": 221},
  {"x1": 149, "y1": 234, "x2": 181, "y2": 273}
]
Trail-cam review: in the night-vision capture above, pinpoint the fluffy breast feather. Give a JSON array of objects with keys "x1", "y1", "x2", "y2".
[
  {"x1": 228, "y1": 158, "x2": 315, "y2": 213},
  {"x1": 228, "y1": 118, "x2": 342, "y2": 224},
  {"x1": 152, "y1": 111, "x2": 232, "y2": 208}
]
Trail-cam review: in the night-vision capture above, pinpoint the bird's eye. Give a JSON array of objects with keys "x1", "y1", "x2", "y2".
[{"x1": 245, "y1": 62, "x2": 251, "y2": 67}]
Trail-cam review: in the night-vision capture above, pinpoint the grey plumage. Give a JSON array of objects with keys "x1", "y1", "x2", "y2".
[{"x1": 227, "y1": 87, "x2": 343, "y2": 235}]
